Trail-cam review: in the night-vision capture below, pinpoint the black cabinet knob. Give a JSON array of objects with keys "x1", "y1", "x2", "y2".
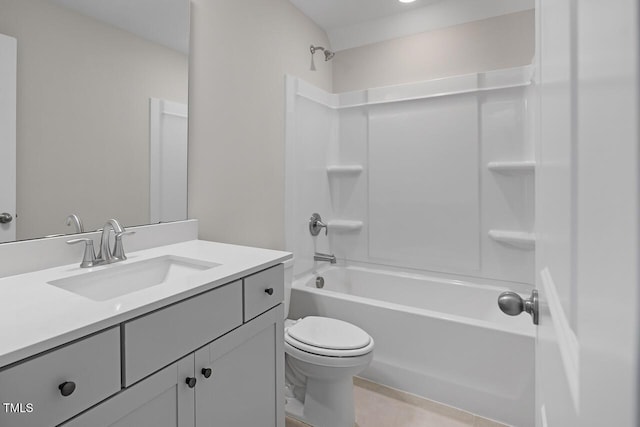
[
  {"x1": 58, "y1": 381, "x2": 76, "y2": 397},
  {"x1": 185, "y1": 377, "x2": 197, "y2": 388},
  {"x1": 201, "y1": 368, "x2": 212, "y2": 378},
  {"x1": 265, "y1": 288, "x2": 274, "y2": 296}
]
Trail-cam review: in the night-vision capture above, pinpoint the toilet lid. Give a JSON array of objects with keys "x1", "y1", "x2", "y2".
[{"x1": 286, "y1": 316, "x2": 371, "y2": 350}]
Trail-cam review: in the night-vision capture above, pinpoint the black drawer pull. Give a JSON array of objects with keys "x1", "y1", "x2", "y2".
[
  {"x1": 186, "y1": 377, "x2": 197, "y2": 388},
  {"x1": 201, "y1": 368, "x2": 212, "y2": 378},
  {"x1": 58, "y1": 381, "x2": 76, "y2": 397},
  {"x1": 265, "y1": 288, "x2": 274, "y2": 296}
]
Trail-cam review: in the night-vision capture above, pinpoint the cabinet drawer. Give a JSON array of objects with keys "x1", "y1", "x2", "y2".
[
  {"x1": 243, "y1": 264, "x2": 284, "y2": 322},
  {"x1": 0, "y1": 327, "x2": 121, "y2": 427},
  {"x1": 123, "y1": 281, "x2": 243, "y2": 386}
]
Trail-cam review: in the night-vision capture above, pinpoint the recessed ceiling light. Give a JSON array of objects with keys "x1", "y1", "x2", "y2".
[{"x1": 398, "y1": 0, "x2": 417, "y2": 3}]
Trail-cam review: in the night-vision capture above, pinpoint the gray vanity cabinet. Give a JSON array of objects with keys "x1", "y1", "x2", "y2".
[
  {"x1": 194, "y1": 304, "x2": 284, "y2": 427},
  {"x1": 4, "y1": 263, "x2": 285, "y2": 427},
  {"x1": 61, "y1": 305, "x2": 284, "y2": 427},
  {"x1": 62, "y1": 354, "x2": 195, "y2": 427}
]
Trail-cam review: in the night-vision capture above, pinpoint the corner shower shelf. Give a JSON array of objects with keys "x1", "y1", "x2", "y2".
[
  {"x1": 487, "y1": 161, "x2": 536, "y2": 174},
  {"x1": 326, "y1": 165, "x2": 364, "y2": 176},
  {"x1": 327, "y1": 220, "x2": 363, "y2": 233},
  {"x1": 488, "y1": 230, "x2": 536, "y2": 250}
]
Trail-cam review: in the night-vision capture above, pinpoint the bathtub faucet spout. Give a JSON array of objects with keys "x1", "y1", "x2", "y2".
[{"x1": 314, "y1": 252, "x2": 336, "y2": 264}]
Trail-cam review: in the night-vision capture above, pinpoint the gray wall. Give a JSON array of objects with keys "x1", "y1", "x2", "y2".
[
  {"x1": 188, "y1": 0, "x2": 332, "y2": 250},
  {"x1": 333, "y1": 11, "x2": 535, "y2": 93}
]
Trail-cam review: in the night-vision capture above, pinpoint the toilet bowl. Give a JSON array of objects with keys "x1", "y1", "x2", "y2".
[{"x1": 283, "y1": 261, "x2": 374, "y2": 427}]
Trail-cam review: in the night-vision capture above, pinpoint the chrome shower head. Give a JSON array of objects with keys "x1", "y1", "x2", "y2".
[
  {"x1": 310, "y1": 45, "x2": 335, "y2": 70},
  {"x1": 324, "y1": 49, "x2": 335, "y2": 61}
]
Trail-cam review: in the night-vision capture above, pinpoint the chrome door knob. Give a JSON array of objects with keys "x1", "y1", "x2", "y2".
[
  {"x1": 498, "y1": 290, "x2": 539, "y2": 325},
  {"x1": 0, "y1": 213, "x2": 12, "y2": 224}
]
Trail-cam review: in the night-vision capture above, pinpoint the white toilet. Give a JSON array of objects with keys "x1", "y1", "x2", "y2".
[{"x1": 283, "y1": 262, "x2": 374, "y2": 427}]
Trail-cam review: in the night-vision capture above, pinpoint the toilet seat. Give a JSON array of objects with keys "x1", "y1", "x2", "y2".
[{"x1": 285, "y1": 316, "x2": 374, "y2": 358}]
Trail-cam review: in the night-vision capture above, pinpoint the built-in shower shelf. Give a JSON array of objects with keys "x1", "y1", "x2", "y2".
[
  {"x1": 488, "y1": 230, "x2": 536, "y2": 249},
  {"x1": 487, "y1": 161, "x2": 536, "y2": 174},
  {"x1": 326, "y1": 165, "x2": 364, "y2": 176},
  {"x1": 327, "y1": 220, "x2": 363, "y2": 233}
]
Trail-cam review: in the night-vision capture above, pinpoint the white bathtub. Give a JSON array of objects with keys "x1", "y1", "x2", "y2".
[{"x1": 288, "y1": 264, "x2": 534, "y2": 427}]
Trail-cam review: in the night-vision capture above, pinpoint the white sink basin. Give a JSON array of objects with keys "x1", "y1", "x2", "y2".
[{"x1": 48, "y1": 255, "x2": 220, "y2": 301}]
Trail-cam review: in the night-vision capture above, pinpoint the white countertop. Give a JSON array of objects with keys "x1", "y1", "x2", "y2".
[{"x1": 0, "y1": 239, "x2": 291, "y2": 368}]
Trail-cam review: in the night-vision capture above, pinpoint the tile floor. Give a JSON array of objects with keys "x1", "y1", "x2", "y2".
[{"x1": 285, "y1": 377, "x2": 507, "y2": 427}]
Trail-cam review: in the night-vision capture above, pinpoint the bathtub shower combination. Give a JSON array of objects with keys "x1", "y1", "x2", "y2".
[{"x1": 285, "y1": 66, "x2": 536, "y2": 427}]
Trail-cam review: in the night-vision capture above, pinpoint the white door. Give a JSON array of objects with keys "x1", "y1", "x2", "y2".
[
  {"x1": 534, "y1": 1, "x2": 640, "y2": 426},
  {"x1": 0, "y1": 34, "x2": 16, "y2": 243},
  {"x1": 149, "y1": 98, "x2": 188, "y2": 224}
]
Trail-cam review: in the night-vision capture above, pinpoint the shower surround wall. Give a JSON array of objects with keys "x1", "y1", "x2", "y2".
[
  {"x1": 285, "y1": 67, "x2": 536, "y2": 424},
  {"x1": 286, "y1": 65, "x2": 535, "y2": 285}
]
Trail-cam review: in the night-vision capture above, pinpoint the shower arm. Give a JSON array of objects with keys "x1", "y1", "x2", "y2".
[{"x1": 310, "y1": 45, "x2": 334, "y2": 61}]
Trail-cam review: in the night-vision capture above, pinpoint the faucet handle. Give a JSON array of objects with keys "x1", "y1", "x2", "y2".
[
  {"x1": 113, "y1": 231, "x2": 135, "y2": 260},
  {"x1": 309, "y1": 213, "x2": 328, "y2": 236},
  {"x1": 67, "y1": 238, "x2": 97, "y2": 268}
]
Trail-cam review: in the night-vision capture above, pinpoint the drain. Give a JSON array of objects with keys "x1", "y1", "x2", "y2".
[{"x1": 315, "y1": 276, "x2": 325, "y2": 288}]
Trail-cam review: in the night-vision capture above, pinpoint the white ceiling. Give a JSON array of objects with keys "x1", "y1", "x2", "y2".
[
  {"x1": 48, "y1": 0, "x2": 189, "y2": 54},
  {"x1": 289, "y1": 0, "x2": 534, "y2": 51},
  {"x1": 289, "y1": 0, "x2": 443, "y2": 30}
]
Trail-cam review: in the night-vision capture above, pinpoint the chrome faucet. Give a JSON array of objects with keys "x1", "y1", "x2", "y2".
[
  {"x1": 314, "y1": 252, "x2": 336, "y2": 264},
  {"x1": 67, "y1": 218, "x2": 134, "y2": 268},
  {"x1": 97, "y1": 219, "x2": 123, "y2": 264},
  {"x1": 97, "y1": 219, "x2": 135, "y2": 264}
]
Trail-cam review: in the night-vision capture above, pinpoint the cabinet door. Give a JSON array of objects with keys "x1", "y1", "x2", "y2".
[
  {"x1": 195, "y1": 305, "x2": 284, "y2": 427},
  {"x1": 62, "y1": 355, "x2": 195, "y2": 427}
]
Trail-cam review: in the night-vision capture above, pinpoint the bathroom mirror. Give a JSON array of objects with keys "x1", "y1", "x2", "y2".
[{"x1": 0, "y1": 0, "x2": 189, "y2": 242}]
